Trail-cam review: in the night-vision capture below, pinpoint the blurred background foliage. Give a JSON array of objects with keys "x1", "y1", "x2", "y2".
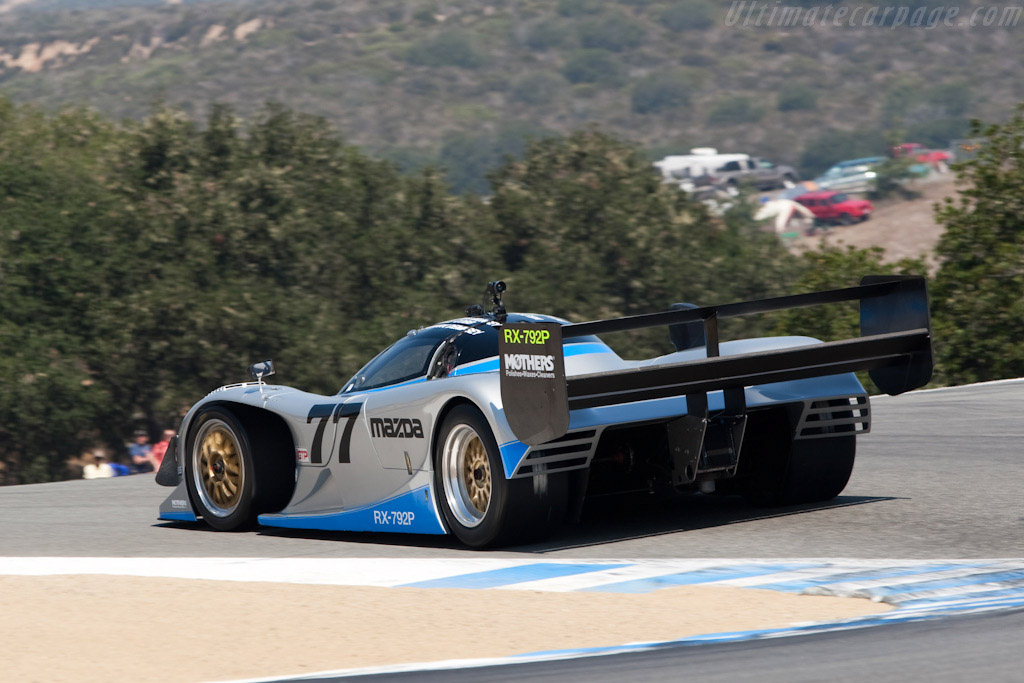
[{"x1": 1, "y1": 96, "x2": 1022, "y2": 484}]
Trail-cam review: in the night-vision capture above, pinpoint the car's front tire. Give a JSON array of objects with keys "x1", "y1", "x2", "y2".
[
  {"x1": 435, "y1": 405, "x2": 565, "y2": 548},
  {"x1": 185, "y1": 406, "x2": 293, "y2": 531}
]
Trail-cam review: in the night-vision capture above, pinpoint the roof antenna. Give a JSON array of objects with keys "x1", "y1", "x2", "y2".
[{"x1": 486, "y1": 280, "x2": 507, "y2": 323}]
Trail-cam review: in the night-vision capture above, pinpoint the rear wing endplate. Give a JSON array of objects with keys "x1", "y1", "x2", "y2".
[{"x1": 499, "y1": 275, "x2": 932, "y2": 446}]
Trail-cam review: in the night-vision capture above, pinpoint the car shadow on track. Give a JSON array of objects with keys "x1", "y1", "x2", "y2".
[
  {"x1": 522, "y1": 494, "x2": 902, "y2": 553},
  {"x1": 153, "y1": 494, "x2": 900, "y2": 552}
]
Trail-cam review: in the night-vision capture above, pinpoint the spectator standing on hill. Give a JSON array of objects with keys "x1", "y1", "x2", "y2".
[
  {"x1": 129, "y1": 430, "x2": 154, "y2": 474},
  {"x1": 151, "y1": 429, "x2": 176, "y2": 472}
]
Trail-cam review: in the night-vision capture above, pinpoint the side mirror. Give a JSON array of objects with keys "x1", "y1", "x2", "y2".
[{"x1": 248, "y1": 360, "x2": 275, "y2": 382}]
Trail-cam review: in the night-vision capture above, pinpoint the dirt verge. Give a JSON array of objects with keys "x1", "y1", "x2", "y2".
[{"x1": 4, "y1": 575, "x2": 891, "y2": 682}]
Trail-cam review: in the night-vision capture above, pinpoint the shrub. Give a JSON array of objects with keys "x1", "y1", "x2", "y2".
[
  {"x1": 658, "y1": 1, "x2": 717, "y2": 31},
  {"x1": 631, "y1": 71, "x2": 693, "y2": 114},
  {"x1": 405, "y1": 31, "x2": 487, "y2": 68},
  {"x1": 577, "y1": 12, "x2": 645, "y2": 52},
  {"x1": 510, "y1": 72, "x2": 568, "y2": 106},
  {"x1": 556, "y1": 0, "x2": 603, "y2": 17},
  {"x1": 777, "y1": 85, "x2": 818, "y2": 112},
  {"x1": 562, "y1": 49, "x2": 624, "y2": 85},
  {"x1": 706, "y1": 96, "x2": 764, "y2": 125},
  {"x1": 412, "y1": 7, "x2": 437, "y2": 25},
  {"x1": 522, "y1": 21, "x2": 566, "y2": 50}
]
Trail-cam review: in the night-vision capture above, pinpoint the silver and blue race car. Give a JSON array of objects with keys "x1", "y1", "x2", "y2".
[{"x1": 158, "y1": 277, "x2": 932, "y2": 547}]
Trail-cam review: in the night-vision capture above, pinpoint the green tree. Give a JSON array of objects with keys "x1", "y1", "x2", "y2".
[
  {"x1": 932, "y1": 108, "x2": 1024, "y2": 385},
  {"x1": 0, "y1": 103, "x2": 121, "y2": 482}
]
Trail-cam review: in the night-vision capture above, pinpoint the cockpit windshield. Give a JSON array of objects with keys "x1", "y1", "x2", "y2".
[{"x1": 342, "y1": 327, "x2": 451, "y2": 393}]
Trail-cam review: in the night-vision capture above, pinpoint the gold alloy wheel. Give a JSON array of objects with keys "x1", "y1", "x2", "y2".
[
  {"x1": 441, "y1": 424, "x2": 492, "y2": 528},
  {"x1": 462, "y1": 434, "x2": 491, "y2": 515},
  {"x1": 194, "y1": 420, "x2": 244, "y2": 516}
]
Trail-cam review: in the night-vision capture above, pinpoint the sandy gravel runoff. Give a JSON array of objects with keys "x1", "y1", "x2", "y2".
[{"x1": 5, "y1": 575, "x2": 891, "y2": 683}]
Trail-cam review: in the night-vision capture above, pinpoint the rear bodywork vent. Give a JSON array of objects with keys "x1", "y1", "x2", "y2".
[
  {"x1": 795, "y1": 395, "x2": 870, "y2": 439},
  {"x1": 513, "y1": 430, "x2": 597, "y2": 477}
]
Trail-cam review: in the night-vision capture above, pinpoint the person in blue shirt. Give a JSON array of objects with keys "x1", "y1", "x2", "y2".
[{"x1": 128, "y1": 430, "x2": 154, "y2": 474}]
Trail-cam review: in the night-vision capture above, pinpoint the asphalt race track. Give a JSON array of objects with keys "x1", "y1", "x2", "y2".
[{"x1": 2, "y1": 380, "x2": 1023, "y2": 681}]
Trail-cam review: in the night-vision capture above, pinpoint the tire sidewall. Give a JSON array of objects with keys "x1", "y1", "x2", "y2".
[
  {"x1": 184, "y1": 406, "x2": 257, "y2": 531},
  {"x1": 433, "y1": 405, "x2": 509, "y2": 548}
]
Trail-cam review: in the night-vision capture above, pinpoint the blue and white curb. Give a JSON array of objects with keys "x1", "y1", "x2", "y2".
[{"x1": 3, "y1": 557, "x2": 1023, "y2": 680}]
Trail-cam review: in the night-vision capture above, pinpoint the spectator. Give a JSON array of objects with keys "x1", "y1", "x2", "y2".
[
  {"x1": 129, "y1": 430, "x2": 154, "y2": 474},
  {"x1": 82, "y1": 449, "x2": 114, "y2": 479},
  {"x1": 151, "y1": 429, "x2": 176, "y2": 472}
]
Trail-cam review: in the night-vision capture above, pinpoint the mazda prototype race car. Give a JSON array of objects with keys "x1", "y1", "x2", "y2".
[{"x1": 158, "y1": 278, "x2": 933, "y2": 547}]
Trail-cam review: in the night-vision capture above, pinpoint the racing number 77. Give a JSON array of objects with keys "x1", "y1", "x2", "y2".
[{"x1": 305, "y1": 402, "x2": 362, "y2": 464}]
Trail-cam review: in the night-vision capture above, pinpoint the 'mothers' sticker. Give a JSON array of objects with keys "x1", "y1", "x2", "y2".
[{"x1": 503, "y1": 353, "x2": 556, "y2": 378}]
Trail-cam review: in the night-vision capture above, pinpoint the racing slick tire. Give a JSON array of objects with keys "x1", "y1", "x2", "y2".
[
  {"x1": 434, "y1": 405, "x2": 566, "y2": 548},
  {"x1": 743, "y1": 436, "x2": 856, "y2": 506},
  {"x1": 737, "y1": 410, "x2": 856, "y2": 506},
  {"x1": 184, "y1": 406, "x2": 294, "y2": 531}
]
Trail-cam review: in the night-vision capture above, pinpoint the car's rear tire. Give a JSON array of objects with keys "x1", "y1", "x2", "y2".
[
  {"x1": 434, "y1": 405, "x2": 566, "y2": 548},
  {"x1": 743, "y1": 436, "x2": 856, "y2": 506},
  {"x1": 185, "y1": 406, "x2": 293, "y2": 531},
  {"x1": 736, "y1": 409, "x2": 856, "y2": 507}
]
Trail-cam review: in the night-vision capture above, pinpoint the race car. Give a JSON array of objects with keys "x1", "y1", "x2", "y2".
[{"x1": 158, "y1": 277, "x2": 932, "y2": 548}]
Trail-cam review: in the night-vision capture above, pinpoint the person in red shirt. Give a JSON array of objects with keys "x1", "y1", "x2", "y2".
[{"x1": 151, "y1": 429, "x2": 176, "y2": 472}]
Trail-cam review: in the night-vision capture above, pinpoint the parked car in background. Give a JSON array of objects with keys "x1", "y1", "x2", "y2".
[
  {"x1": 654, "y1": 149, "x2": 747, "y2": 186},
  {"x1": 813, "y1": 157, "x2": 884, "y2": 194},
  {"x1": 654, "y1": 149, "x2": 797, "y2": 193},
  {"x1": 714, "y1": 157, "x2": 799, "y2": 191},
  {"x1": 892, "y1": 143, "x2": 953, "y2": 167},
  {"x1": 795, "y1": 190, "x2": 874, "y2": 225}
]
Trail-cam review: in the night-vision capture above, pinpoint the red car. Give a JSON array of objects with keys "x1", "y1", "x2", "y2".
[
  {"x1": 795, "y1": 191, "x2": 873, "y2": 225},
  {"x1": 892, "y1": 143, "x2": 953, "y2": 167}
]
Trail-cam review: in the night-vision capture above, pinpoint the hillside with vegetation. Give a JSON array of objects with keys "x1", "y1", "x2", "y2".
[{"x1": 1, "y1": 0, "x2": 1021, "y2": 191}]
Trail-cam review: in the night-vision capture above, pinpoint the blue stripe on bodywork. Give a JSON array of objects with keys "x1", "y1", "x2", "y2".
[
  {"x1": 583, "y1": 563, "x2": 816, "y2": 594},
  {"x1": 158, "y1": 511, "x2": 197, "y2": 522},
  {"x1": 257, "y1": 485, "x2": 446, "y2": 534},
  {"x1": 499, "y1": 440, "x2": 530, "y2": 478},
  {"x1": 399, "y1": 563, "x2": 627, "y2": 589}
]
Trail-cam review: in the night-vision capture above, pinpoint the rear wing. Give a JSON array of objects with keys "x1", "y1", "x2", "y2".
[{"x1": 499, "y1": 275, "x2": 932, "y2": 445}]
